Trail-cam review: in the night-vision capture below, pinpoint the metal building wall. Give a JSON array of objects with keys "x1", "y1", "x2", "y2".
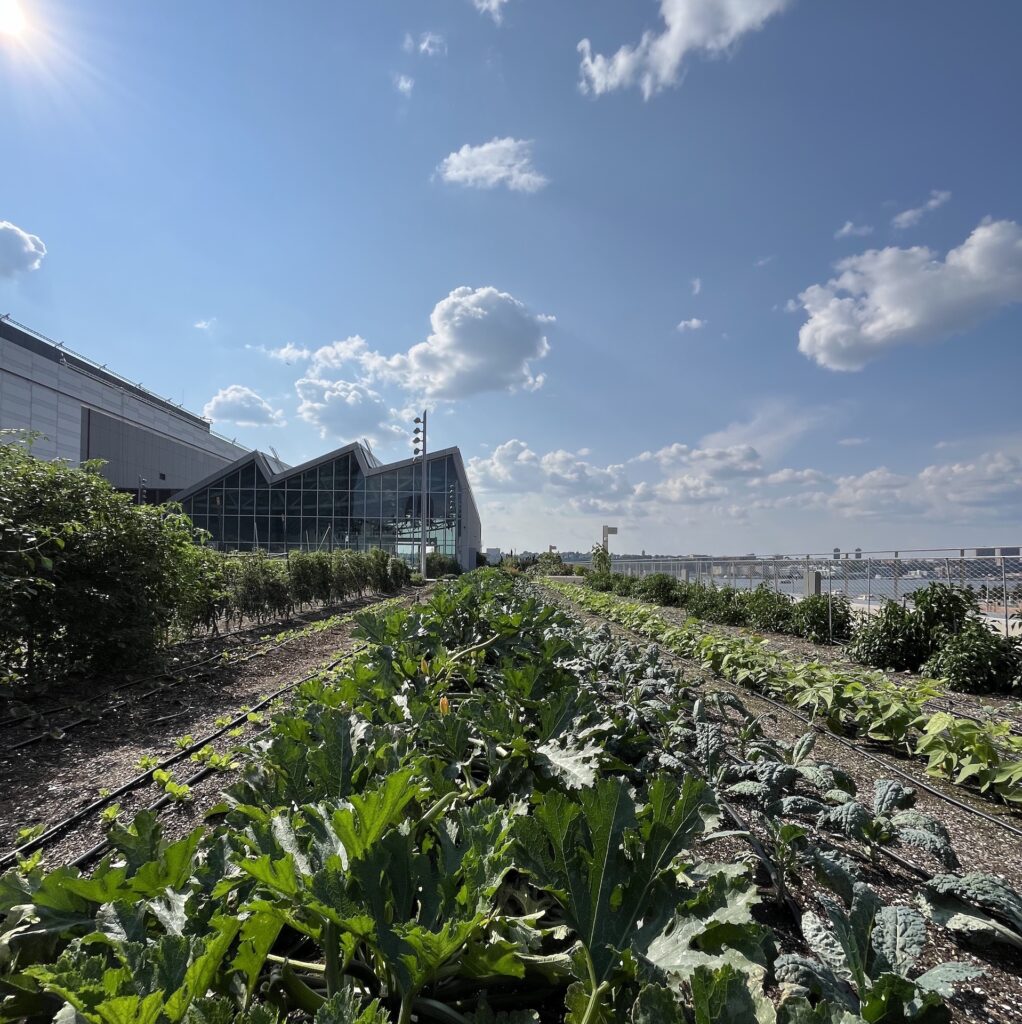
[{"x1": 0, "y1": 323, "x2": 249, "y2": 494}]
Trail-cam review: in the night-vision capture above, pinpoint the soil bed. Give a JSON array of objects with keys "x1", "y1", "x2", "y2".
[{"x1": 0, "y1": 590, "x2": 427, "y2": 868}]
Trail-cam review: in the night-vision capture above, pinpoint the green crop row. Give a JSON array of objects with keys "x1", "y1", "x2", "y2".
[
  {"x1": 579, "y1": 572, "x2": 1021, "y2": 694},
  {"x1": 4, "y1": 570, "x2": 1018, "y2": 1023},
  {"x1": 549, "y1": 583, "x2": 1022, "y2": 805}
]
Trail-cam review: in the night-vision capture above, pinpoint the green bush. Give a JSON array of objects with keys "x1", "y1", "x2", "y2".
[
  {"x1": 744, "y1": 585, "x2": 795, "y2": 633},
  {"x1": 922, "y1": 620, "x2": 1021, "y2": 694},
  {"x1": 0, "y1": 436, "x2": 213, "y2": 678},
  {"x1": 611, "y1": 573, "x2": 636, "y2": 596},
  {"x1": 791, "y1": 594, "x2": 852, "y2": 643},
  {"x1": 633, "y1": 572, "x2": 681, "y2": 607},
  {"x1": 388, "y1": 556, "x2": 411, "y2": 590},
  {"x1": 686, "y1": 583, "x2": 749, "y2": 626},
  {"x1": 425, "y1": 552, "x2": 462, "y2": 577},
  {"x1": 847, "y1": 601, "x2": 927, "y2": 671},
  {"x1": 911, "y1": 583, "x2": 979, "y2": 655},
  {"x1": 410, "y1": 571, "x2": 425, "y2": 587},
  {"x1": 586, "y1": 572, "x2": 614, "y2": 592}
]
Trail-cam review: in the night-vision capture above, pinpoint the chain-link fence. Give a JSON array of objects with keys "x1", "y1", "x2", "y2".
[{"x1": 562, "y1": 548, "x2": 1022, "y2": 638}]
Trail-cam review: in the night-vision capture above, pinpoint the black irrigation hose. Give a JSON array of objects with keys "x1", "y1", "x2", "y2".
[
  {"x1": 0, "y1": 642, "x2": 370, "y2": 871},
  {"x1": 3, "y1": 596, "x2": 397, "y2": 749},
  {"x1": 0, "y1": 593, "x2": 395, "y2": 731},
  {"x1": 553, "y1": 588, "x2": 1022, "y2": 844}
]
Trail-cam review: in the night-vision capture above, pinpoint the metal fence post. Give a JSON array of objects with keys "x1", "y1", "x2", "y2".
[
  {"x1": 1003, "y1": 556, "x2": 1010, "y2": 637},
  {"x1": 894, "y1": 553, "x2": 900, "y2": 605},
  {"x1": 827, "y1": 567, "x2": 834, "y2": 642},
  {"x1": 866, "y1": 558, "x2": 872, "y2": 615}
]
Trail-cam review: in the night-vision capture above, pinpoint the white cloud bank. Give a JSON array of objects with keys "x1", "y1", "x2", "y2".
[
  {"x1": 797, "y1": 218, "x2": 1022, "y2": 370},
  {"x1": 437, "y1": 138, "x2": 547, "y2": 193},
  {"x1": 577, "y1": 0, "x2": 790, "y2": 99},
  {"x1": 0, "y1": 220, "x2": 46, "y2": 276},
  {"x1": 677, "y1": 317, "x2": 706, "y2": 332},
  {"x1": 892, "y1": 189, "x2": 951, "y2": 230},
  {"x1": 203, "y1": 385, "x2": 285, "y2": 427}
]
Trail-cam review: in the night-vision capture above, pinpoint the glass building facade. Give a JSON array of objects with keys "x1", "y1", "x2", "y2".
[{"x1": 173, "y1": 443, "x2": 482, "y2": 568}]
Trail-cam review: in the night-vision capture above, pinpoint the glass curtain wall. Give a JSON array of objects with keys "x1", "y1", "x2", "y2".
[{"x1": 180, "y1": 452, "x2": 462, "y2": 561}]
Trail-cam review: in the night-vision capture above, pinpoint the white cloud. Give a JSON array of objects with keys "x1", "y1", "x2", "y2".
[
  {"x1": 294, "y1": 376, "x2": 397, "y2": 444},
  {"x1": 269, "y1": 342, "x2": 311, "y2": 363},
  {"x1": 752, "y1": 467, "x2": 828, "y2": 487},
  {"x1": 783, "y1": 298, "x2": 799, "y2": 313},
  {"x1": 437, "y1": 137, "x2": 547, "y2": 193},
  {"x1": 0, "y1": 220, "x2": 46, "y2": 276},
  {"x1": 754, "y1": 254, "x2": 775, "y2": 267},
  {"x1": 307, "y1": 286, "x2": 553, "y2": 401},
  {"x1": 418, "y1": 31, "x2": 446, "y2": 56},
  {"x1": 203, "y1": 385, "x2": 285, "y2": 427},
  {"x1": 797, "y1": 217, "x2": 1022, "y2": 371},
  {"x1": 472, "y1": 0, "x2": 510, "y2": 24},
  {"x1": 469, "y1": 439, "x2": 634, "y2": 514},
  {"x1": 193, "y1": 318, "x2": 216, "y2": 331},
  {"x1": 403, "y1": 33, "x2": 415, "y2": 53},
  {"x1": 578, "y1": 0, "x2": 790, "y2": 99},
  {"x1": 892, "y1": 189, "x2": 951, "y2": 229},
  {"x1": 394, "y1": 74, "x2": 415, "y2": 96},
  {"x1": 838, "y1": 436, "x2": 868, "y2": 446},
  {"x1": 835, "y1": 220, "x2": 873, "y2": 239},
  {"x1": 691, "y1": 276, "x2": 702, "y2": 295},
  {"x1": 677, "y1": 317, "x2": 706, "y2": 332},
  {"x1": 634, "y1": 442, "x2": 761, "y2": 478},
  {"x1": 700, "y1": 400, "x2": 822, "y2": 461}
]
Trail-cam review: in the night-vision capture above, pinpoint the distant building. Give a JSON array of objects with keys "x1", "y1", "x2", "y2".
[
  {"x1": 485, "y1": 547, "x2": 502, "y2": 565},
  {"x1": 1, "y1": 316, "x2": 248, "y2": 502},
  {"x1": 1, "y1": 316, "x2": 482, "y2": 569}
]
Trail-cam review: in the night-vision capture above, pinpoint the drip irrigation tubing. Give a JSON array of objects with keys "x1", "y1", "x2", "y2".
[
  {"x1": 0, "y1": 594, "x2": 394, "y2": 731},
  {"x1": 0, "y1": 641, "x2": 371, "y2": 871},
  {"x1": 547, "y1": 586, "x2": 1022, "y2": 844},
  {"x1": 3, "y1": 596, "x2": 402, "y2": 751}
]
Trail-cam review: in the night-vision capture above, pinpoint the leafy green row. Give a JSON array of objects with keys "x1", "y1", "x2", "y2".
[
  {"x1": 548, "y1": 583, "x2": 1022, "y2": 804},
  {"x1": 0, "y1": 572, "x2": 1016, "y2": 1024}
]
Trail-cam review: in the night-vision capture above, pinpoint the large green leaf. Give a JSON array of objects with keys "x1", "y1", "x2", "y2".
[
  {"x1": 870, "y1": 906, "x2": 926, "y2": 976},
  {"x1": 689, "y1": 963, "x2": 776, "y2": 1024}
]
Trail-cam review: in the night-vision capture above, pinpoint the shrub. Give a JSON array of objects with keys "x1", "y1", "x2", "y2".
[
  {"x1": 366, "y1": 547, "x2": 393, "y2": 593},
  {"x1": 847, "y1": 601, "x2": 928, "y2": 671},
  {"x1": 611, "y1": 574, "x2": 636, "y2": 596},
  {"x1": 686, "y1": 583, "x2": 749, "y2": 626},
  {"x1": 426, "y1": 553, "x2": 462, "y2": 578},
  {"x1": 744, "y1": 585, "x2": 795, "y2": 633},
  {"x1": 586, "y1": 573, "x2": 614, "y2": 593},
  {"x1": 590, "y1": 544, "x2": 611, "y2": 575},
  {"x1": 791, "y1": 594, "x2": 852, "y2": 644},
  {"x1": 0, "y1": 435, "x2": 211, "y2": 678},
  {"x1": 287, "y1": 552, "x2": 318, "y2": 608},
  {"x1": 633, "y1": 572, "x2": 681, "y2": 607},
  {"x1": 388, "y1": 556, "x2": 411, "y2": 590},
  {"x1": 922, "y1": 621, "x2": 1021, "y2": 694},
  {"x1": 911, "y1": 583, "x2": 980, "y2": 652},
  {"x1": 573, "y1": 564, "x2": 587, "y2": 577},
  {"x1": 410, "y1": 571, "x2": 425, "y2": 587}
]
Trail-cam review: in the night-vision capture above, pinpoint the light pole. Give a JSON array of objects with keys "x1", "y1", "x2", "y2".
[{"x1": 413, "y1": 411, "x2": 428, "y2": 578}]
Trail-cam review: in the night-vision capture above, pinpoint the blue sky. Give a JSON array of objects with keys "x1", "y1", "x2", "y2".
[{"x1": 2, "y1": 0, "x2": 1021, "y2": 554}]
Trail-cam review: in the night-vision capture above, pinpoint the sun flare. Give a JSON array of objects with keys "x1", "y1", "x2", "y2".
[{"x1": 0, "y1": 0, "x2": 27, "y2": 38}]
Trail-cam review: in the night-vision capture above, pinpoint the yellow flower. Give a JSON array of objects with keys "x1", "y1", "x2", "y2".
[{"x1": 439, "y1": 695, "x2": 451, "y2": 717}]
